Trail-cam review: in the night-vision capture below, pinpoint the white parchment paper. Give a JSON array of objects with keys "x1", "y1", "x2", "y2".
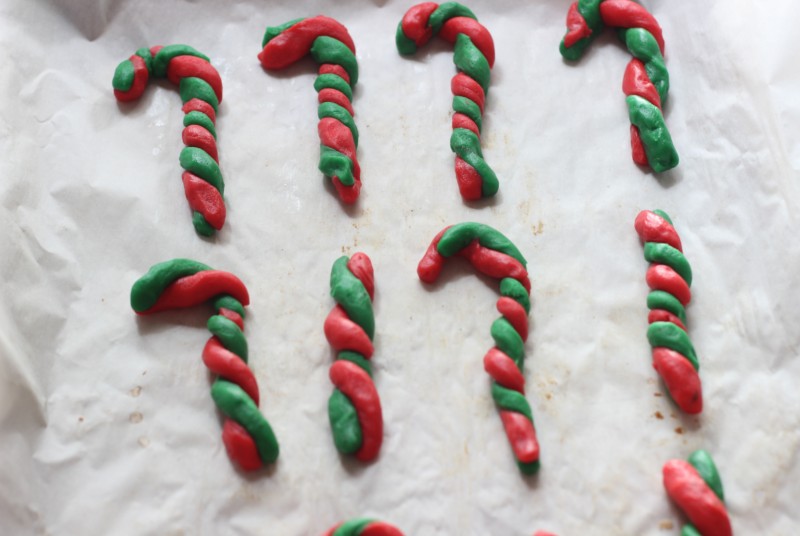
[{"x1": 1, "y1": 0, "x2": 799, "y2": 534}]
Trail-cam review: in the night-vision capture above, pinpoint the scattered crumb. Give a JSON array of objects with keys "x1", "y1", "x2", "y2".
[
  {"x1": 670, "y1": 412, "x2": 677, "y2": 419},
  {"x1": 531, "y1": 221, "x2": 544, "y2": 236},
  {"x1": 545, "y1": 393, "x2": 552, "y2": 400},
  {"x1": 130, "y1": 412, "x2": 143, "y2": 424},
  {"x1": 654, "y1": 392, "x2": 663, "y2": 397},
  {"x1": 659, "y1": 520, "x2": 674, "y2": 529},
  {"x1": 675, "y1": 427, "x2": 683, "y2": 435},
  {"x1": 654, "y1": 411, "x2": 664, "y2": 420},
  {"x1": 142, "y1": 370, "x2": 147, "y2": 376},
  {"x1": 78, "y1": 416, "x2": 84, "y2": 423},
  {"x1": 130, "y1": 386, "x2": 142, "y2": 397},
  {"x1": 138, "y1": 437, "x2": 150, "y2": 448},
  {"x1": 646, "y1": 378, "x2": 656, "y2": 385}
]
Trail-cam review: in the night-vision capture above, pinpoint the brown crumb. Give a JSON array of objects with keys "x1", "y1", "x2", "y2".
[
  {"x1": 545, "y1": 393, "x2": 552, "y2": 400},
  {"x1": 654, "y1": 392, "x2": 663, "y2": 397},
  {"x1": 675, "y1": 427, "x2": 683, "y2": 435},
  {"x1": 138, "y1": 437, "x2": 150, "y2": 448},
  {"x1": 78, "y1": 416, "x2": 84, "y2": 423},
  {"x1": 130, "y1": 412, "x2": 143, "y2": 424},
  {"x1": 659, "y1": 520, "x2": 674, "y2": 529},
  {"x1": 654, "y1": 411, "x2": 664, "y2": 420},
  {"x1": 130, "y1": 386, "x2": 142, "y2": 397}
]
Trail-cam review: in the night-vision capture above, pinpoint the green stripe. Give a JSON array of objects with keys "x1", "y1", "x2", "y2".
[
  {"x1": 559, "y1": 0, "x2": 604, "y2": 61},
  {"x1": 338, "y1": 351, "x2": 372, "y2": 377},
  {"x1": 622, "y1": 28, "x2": 669, "y2": 104},
  {"x1": 644, "y1": 242, "x2": 692, "y2": 285},
  {"x1": 449, "y1": 128, "x2": 499, "y2": 197},
  {"x1": 453, "y1": 95, "x2": 482, "y2": 132},
  {"x1": 647, "y1": 321, "x2": 698, "y2": 370},
  {"x1": 491, "y1": 318, "x2": 524, "y2": 367},
  {"x1": 437, "y1": 222, "x2": 526, "y2": 266},
  {"x1": 428, "y1": 2, "x2": 477, "y2": 34},
  {"x1": 688, "y1": 450, "x2": 725, "y2": 502},
  {"x1": 500, "y1": 278, "x2": 530, "y2": 314},
  {"x1": 262, "y1": 18, "x2": 304, "y2": 48},
  {"x1": 192, "y1": 211, "x2": 214, "y2": 237},
  {"x1": 211, "y1": 380, "x2": 279, "y2": 464},
  {"x1": 653, "y1": 209, "x2": 673, "y2": 225},
  {"x1": 180, "y1": 146, "x2": 224, "y2": 194},
  {"x1": 681, "y1": 525, "x2": 701, "y2": 536},
  {"x1": 332, "y1": 518, "x2": 375, "y2": 536},
  {"x1": 328, "y1": 388, "x2": 361, "y2": 455},
  {"x1": 183, "y1": 110, "x2": 217, "y2": 139},
  {"x1": 152, "y1": 44, "x2": 209, "y2": 78},
  {"x1": 396, "y1": 21, "x2": 418, "y2": 55},
  {"x1": 491, "y1": 383, "x2": 533, "y2": 421},
  {"x1": 626, "y1": 95, "x2": 678, "y2": 173},
  {"x1": 214, "y1": 296, "x2": 246, "y2": 318},
  {"x1": 310, "y1": 36, "x2": 359, "y2": 86},
  {"x1": 319, "y1": 145, "x2": 355, "y2": 187},
  {"x1": 647, "y1": 290, "x2": 686, "y2": 324},
  {"x1": 314, "y1": 73, "x2": 352, "y2": 100},
  {"x1": 518, "y1": 458, "x2": 540, "y2": 475},
  {"x1": 454, "y1": 33, "x2": 490, "y2": 94},
  {"x1": 330, "y1": 256, "x2": 374, "y2": 339},
  {"x1": 112, "y1": 59, "x2": 137, "y2": 92},
  {"x1": 207, "y1": 315, "x2": 248, "y2": 362},
  {"x1": 319, "y1": 102, "x2": 358, "y2": 145},
  {"x1": 179, "y1": 77, "x2": 219, "y2": 112},
  {"x1": 130, "y1": 258, "x2": 211, "y2": 312}
]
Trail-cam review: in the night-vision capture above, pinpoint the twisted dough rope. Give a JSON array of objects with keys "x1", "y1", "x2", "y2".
[
  {"x1": 324, "y1": 519, "x2": 404, "y2": 536},
  {"x1": 635, "y1": 210, "x2": 702, "y2": 414},
  {"x1": 131, "y1": 259, "x2": 278, "y2": 471},
  {"x1": 258, "y1": 17, "x2": 361, "y2": 204},
  {"x1": 418, "y1": 222, "x2": 540, "y2": 474},
  {"x1": 324, "y1": 253, "x2": 383, "y2": 461},
  {"x1": 559, "y1": 0, "x2": 679, "y2": 173},
  {"x1": 663, "y1": 450, "x2": 732, "y2": 536},
  {"x1": 397, "y1": 2, "x2": 499, "y2": 201},
  {"x1": 113, "y1": 45, "x2": 225, "y2": 236}
]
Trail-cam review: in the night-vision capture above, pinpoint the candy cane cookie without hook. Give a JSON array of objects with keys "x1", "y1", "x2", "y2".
[
  {"x1": 324, "y1": 518, "x2": 404, "y2": 536},
  {"x1": 113, "y1": 45, "x2": 226, "y2": 236},
  {"x1": 635, "y1": 209, "x2": 702, "y2": 414},
  {"x1": 258, "y1": 17, "x2": 362, "y2": 204},
  {"x1": 560, "y1": 0, "x2": 679, "y2": 172},
  {"x1": 418, "y1": 223, "x2": 539, "y2": 474},
  {"x1": 663, "y1": 450, "x2": 732, "y2": 536},
  {"x1": 397, "y1": 2, "x2": 499, "y2": 201},
  {"x1": 131, "y1": 259, "x2": 279, "y2": 471},
  {"x1": 324, "y1": 253, "x2": 383, "y2": 461}
]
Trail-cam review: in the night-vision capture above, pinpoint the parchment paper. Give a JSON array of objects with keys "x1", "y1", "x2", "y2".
[{"x1": 1, "y1": 0, "x2": 799, "y2": 534}]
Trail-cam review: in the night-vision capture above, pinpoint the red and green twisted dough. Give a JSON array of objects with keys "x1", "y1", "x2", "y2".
[
  {"x1": 418, "y1": 223, "x2": 540, "y2": 474},
  {"x1": 663, "y1": 450, "x2": 732, "y2": 536},
  {"x1": 324, "y1": 253, "x2": 383, "y2": 461},
  {"x1": 113, "y1": 45, "x2": 226, "y2": 236},
  {"x1": 636, "y1": 210, "x2": 702, "y2": 414},
  {"x1": 131, "y1": 259, "x2": 278, "y2": 471},
  {"x1": 397, "y1": 3, "x2": 498, "y2": 201},
  {"x1": 324, "y1": 519, "x2": 404, "y2": 536},
  {"x1": 560, "y1": 0, "x2": 679, "y2": 173},
  {"x1": 258, "y1": 17, "x2": 361, "y2": 204}
]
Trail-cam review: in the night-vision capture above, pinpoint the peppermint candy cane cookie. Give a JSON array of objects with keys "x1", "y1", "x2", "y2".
[
  {"x1": 324, "y1": 519, "x2": 404, "y2": 536},
  {"x1": 663, "y1": 450, "x2": 732, "y2": 536},
  {"x1": 397, "y1": 3, "x2": 498, "y2": 200},
  {"x1": 113, "y1": 45, "x2": 225, "y2": 236},
  {"x1": 418, "y1": 223, "x2": 539, "y2": 474},
  {"x1": 559, "y1": 1, "x2": 679, "y2": 172},
  {"x1": 131, "y1": 259, "x2": 278, "y2": 471},
  {"x1": 258, "y1": 17, "x2": 361, "y2": 204},
  {"x1": 324, "y1": 253, "x2": 383, "y2": 461},
  {"x1": 635, "y1": 210, "x2": 702, "y2": 414}
]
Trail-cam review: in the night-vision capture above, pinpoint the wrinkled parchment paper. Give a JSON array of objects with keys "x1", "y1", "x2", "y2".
[{"x1": 1, "y1": 0, "x2": 799, "y2": 534}]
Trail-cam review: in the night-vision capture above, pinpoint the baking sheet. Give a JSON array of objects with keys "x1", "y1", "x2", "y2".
[{"x1": 1, "y1": 0, "x2": 799, "y2": 534}]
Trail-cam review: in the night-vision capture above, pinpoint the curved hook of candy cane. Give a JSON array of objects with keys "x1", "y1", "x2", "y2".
[
  {"x1": 635, "y1": 210, "x2": 702, "y2": 414},
  {"x1": 418, "y1": 222, "x2": 539, "y2": 474},
  {"x1": 324, "y1": 518, "x2": 405, "y2": 536},
  {"x1": 396, "y1": 2, "x2": 499, "y2": 201},
  {"x1": 324, "y1": 252, "x2": 384, "y2": 462},
  {"x1": 258, "y1": 17, "x2": 362, "y2": 205},
  {"x1": 112, "y1": 45, "x2": 226, "y2": 237},
  {"x1": 559, "y1": 0, "x2": 678, "y2": 173},
  {"x1": 131, "y1": 258, "x2": 279, "y2": 471},
  {"x1": 663, "y1": 450, "x2": 732, "y2": 536}
]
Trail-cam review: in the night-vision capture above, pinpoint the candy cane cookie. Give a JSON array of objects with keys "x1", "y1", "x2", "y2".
[
  {"x1": 131, "y1": 259, "x2": 278, "y2": 471},
  {"x1": 113, "y1": 45, "x2": 225, "y2": 236},
  {"x1": 258, "y1": 17, "x2": 361, "y2": 204},
  {"x1": 324, "y1": 253, "x2": 383, "y2": 461},
  {"x1": 663, "y1": 450, "x2": 732, "y2": 536},
  {"x1": 559, "y1": 0, "x2": 679, "y2": 172},
  {"x1": 324, "y1": 519, "x2": 404, "y2": 536},
  {"x1": 397, "y1": 3, "x2": 498, "y2": 200},
  {"x1": 635, "y1": 210, "x2": 702, "y2": 414},
  {"x1": 418, "y1": 223, "x2": 539, "y2": 474}
]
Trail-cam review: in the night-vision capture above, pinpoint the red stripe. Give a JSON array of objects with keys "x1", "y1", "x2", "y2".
[
  {"x1": 496, "y1": 296, "x2": 528, "y2": 341},
  {"x1": 319, "y1": 63, "x2": 350, "y2": 85},
  {"x1": 648, "y1": 309, "x2": 686, "y2": 331},
  {"x1": 182, "y1": 172, "x2": 226, "y2": 230},
  {"x1": 139, "y1": 270, "x2": 248, "y2": 314},
  {"x1": 452, "y1": 113, "x2": 479, "y2": 135},
  {"x1": 646, "y1": 264, "x2": 691, "y2": 305},
  {"x1": 218, "y1": 308, "x2": 244, "y2": 330},
  {"x1": 451, "y1": 72, "x2": 485, "y2": 113},
  {"x1": 663, "y1": 460, "x2": 731, "y2": 535},
  {"x1": 222, "y1": 419, "x2": 262, "y2": 471},
  {"x1": 361, "y1": 522, "x2": 405, "y2": 536},
  {"x1": 440, "y1": 16, "x2": 495, "y2": 67},
  {"x1": 182, "y1": 98, "x2": 216, "y2": 123},
  {"x1": 330, "y1": 360, "x2": 383, "y2": 462},
  {"x1": 324, "y1": 305, "x2": 374, "y2": 358},
  {"x1": 634, "y1": 210, "x2": 683, "y2": 251},
  {"x1": 203, "y1": 338, "x2": 260, "y2": 406},
  {"x1": 454, "y1": 157, "x2": 484, "y2": 200},
  {"x1": 563, "y1": 2, "x2": 593, "y2": 49},
  {"x1": 318, "y1": 88, "x2": 354, "y2": 116},
  {"x1": 499, "y1": 410, "x2": 539, "y2": 464},
  {"x1": 401, "y1": 2, "x2": 438, "y2": 47},
  {"x1": 652, "y1": 348, "x2": 702, "y2": 414},
  {"x1": 599, "y1": 0, "x2": 665, "y2": 54},
  {"x1": 259, "y1": 16, "x2": 356, "y2": 69},
  {"x1": 347, "y1": 253, "x2": 375, "y2": 300},
  {"x1": 182, "y1": 125, "x2": 218, "y2": 162},
  {"x1": 113, "y1": 55, "x2": 150, "y2": 102},
  {"x1": 623, "y1": 59, "x2": 661, "y2": 108},
  {"x1": 484, "y1": 348, "x2": 525, "y2": 393},
  {"x1": 458, "y1": 242, "x2": 531, "y2": 292},
  {"x1": 417, "y1": 227, "x2": 450, "y2": 283},
  {"x1": 166, "y1": 55, "x2": 223, "y2": 103}
]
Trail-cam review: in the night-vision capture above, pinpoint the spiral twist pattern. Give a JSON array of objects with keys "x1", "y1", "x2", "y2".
[
  {"x1": 131, "y1": 259, "x2": 278, "y2": 471},
  {"x1": 324, "y1": 518, "x2": 404, "y2": 536},
  {"x1": 663, "y1": 450, "x2": 732, "y2": 536},
  {"x1": 258, "y1": 17, "x2": 361, "y2": 204},
  {"x1": 397, "y1": 2, "x2": 498, "y2": 200},
  {"x1": 323, "y1": 253, "x2": 383, "y2": 461},
  {"x1": 113, "y1": 45, "x2": 226, "y2": 236},
  {"x1": 559, "y1": 0, "x2": 678, "y2": 172},
  {"x1": 418, "y1": 223, "x2": 539, "y2": 474},
  {"x1": 635, "y1": 210, "x2": 702, "y2": 414}
]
